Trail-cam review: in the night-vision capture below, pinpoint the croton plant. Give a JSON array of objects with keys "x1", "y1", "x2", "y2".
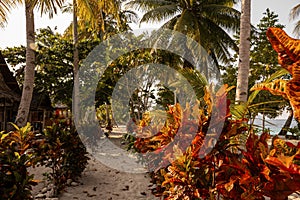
[{"x1": 128, "y1": 28, "x2": 300, "y2": 200}]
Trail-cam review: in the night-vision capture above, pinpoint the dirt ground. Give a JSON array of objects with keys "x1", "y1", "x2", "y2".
[{"x1": 30, "y1": 126, "x2": 160, "y2": 200}]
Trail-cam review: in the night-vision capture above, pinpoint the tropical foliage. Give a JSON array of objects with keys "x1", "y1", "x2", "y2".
[
  {"x1": 290, "y1": 3, "x2": 300, "y2": 37},
  {"x1": 222, "y1": 9, "x2": 288, "y2": 121},
  {"x1": 0, "y1": 121, "x2": 89, "y2": 199},
  {"x1": 3, "y1": 28, "x2": 100, "y2": 107},
  {"x1": 256, "y1": 27, "x2": 300, "y2": 121},
  {"x1": 128, "y1": 85, "x2": 300, "y2": 199},
  {"x1": 1, "y1": 0, "x2": 300, "y2": 199},
  {"x1": 0, "y1": 124, "x2": 38, "y2": 200},
  {"x1": 0, "y1": 0, "x2": 19, "y2": 27},
  {"x1": 126, "y1": 0, "x2": 240, "y2": 65},
  {"x1": 36, "y1": 120, "x2": 89, "y2": 195}
]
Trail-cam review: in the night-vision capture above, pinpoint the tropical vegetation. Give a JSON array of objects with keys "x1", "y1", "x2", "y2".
[{"x1": 0, "y1": 1, "x2": 300, "y2": 200}]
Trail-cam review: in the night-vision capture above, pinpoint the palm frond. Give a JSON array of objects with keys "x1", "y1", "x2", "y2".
[
  {"x1": 0, "y1": 0, "x2": 20, "y2": 27},
  {"x1": 201, "y1": 0, "x2": 238, "y2": 7},
  {"x1": 31, "y1": 0, "x2": 65, "y2": 18},
  {"x1": 61, "y1": 2, "x2": 72, "y2": 13},
  {"x1": 160, "y1": 15, "x2": 180, "y2": 29},
  {"x1": 248, "y1": 100, "x2": 286, "y2": 109},
  {"x1": 174, "y1": 9, "x2": 193, "y2": 33},
  {"x1": 127, "y1": 0, "x2": 240, "y2": 64},
  {"x1": 248, "y1": 68, "x2": 289, "y2": 104},
  {"x1": 293, "y1": 20, "x2": 300, "y2": 37},
  {"x1": 290, "y1": 4, "x2": 300, "y2": 21},
  {"x1": 125, "y1": 0, "x2": 173, "y2": 12},
  {"x1": 199, "y1": 17, "x2": 238, "y2": 63},
  {"x1": 121, "y1": 10, "x2": 139, "y2": 24},
  {"x1": 202, "y1": 5, "x2": 240, "y2": 32},
  {"x1": 230, "y1": 102, "x2": 248, "y2": 119},
  {"x1": 98, "y1": 0, "x2": 121, "y2": 25},
  {"x1": 290, "y1": 4, "x2": 300, "y2": 37},
  {"x1": 77, "y1": 0, "x2": 98, "y2": 29},
  {"x1": 140, "y1": 4, "x2": 180, "y2": 24}
]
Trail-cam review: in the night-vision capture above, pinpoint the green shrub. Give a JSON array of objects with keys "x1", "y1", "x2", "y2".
[
  {"x1": 0, "y1": 123, "x2": 39, "y2": 200},
  {"x1": 131, "y1": 87, "x2": 300, "y2": 199},
  {"x1": 0, "y1": 120, "x2": 89, "y2": 199},
  {"x1": 37, "y1": 120, "x2": 89, "y2": 194}
]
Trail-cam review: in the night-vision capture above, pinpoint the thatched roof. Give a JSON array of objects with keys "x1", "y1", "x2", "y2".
[
  {"x1": 0, "y1": 51, "x2": 52, "y2": 110},
  {"x1": 0, "y1": 51, "x2": 20, "y2": 101}
]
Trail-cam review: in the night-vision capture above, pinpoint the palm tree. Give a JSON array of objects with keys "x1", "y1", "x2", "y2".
[
  {"x1": 71, "y1": 0, "x2": 122, "y2": 120},
  {"x1": 15, "y1": 0, "x2": 65, "y2": 127},
  {"x1": 290, "y1": 4, "x2": 300, "y2": 37},
  {"x1": 63, "y1": 0, "x2": 135, "y2": 40},
  {"x1": 126, "y1": 0, "x2": 240, "y2": 65},
  {"x1": 0, "y1": 0, "x2": 19, "y2": 27},
  {"x1": 235, "y1": 0, "x2": 251, "y2": 103}
]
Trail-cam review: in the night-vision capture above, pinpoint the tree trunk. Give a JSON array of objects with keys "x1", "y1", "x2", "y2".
[
  {"x1": 278, "y1": 108, "x2": 293, "y2": 136},
  {"x1": 16, "y1": 2, "x2": 35, "y2": 127},
  {"x1": 73, "y1": 0, "x2": 79, "y2": 121},
  {"x1": 235, "y1": 0, "x2": 251, "y2": 103}
]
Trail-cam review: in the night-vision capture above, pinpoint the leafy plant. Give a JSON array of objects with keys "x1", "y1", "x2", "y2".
[
  {"x1": 0, "y1": 123, "x2": 40, "y2": 200},
  {"x1": 36, "y1": 120, "x2": 89, "y2": 195},
  {"x1": 130, "y1": 84, "x2": 300, "y2": 200}
]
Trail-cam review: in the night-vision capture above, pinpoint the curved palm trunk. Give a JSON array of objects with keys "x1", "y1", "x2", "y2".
[
  {"x1": 278, "y1": 108, "x2": 293, "y2": 137},
  {"x1": 235, "y1": 0, "x2": 251, "y2": 103},
  {"x1": 73, "y1": 0, "x2": 79, "y2": 120},
  {"x1": 16, "y1": 2, "x2": 35, "y2": 127}
]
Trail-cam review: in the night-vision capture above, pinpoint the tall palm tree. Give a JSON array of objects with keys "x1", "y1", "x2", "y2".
[
  {"x1": 0, "y1": 0, "x2": 19, "y2": 27},
  {"x1": 71, "y1": 0, "x2": 122, "y2": 119},
  {"x1": 235, "y1": 0, "x2": 251, "y2": 103},
  {"x1": 126, "y1": 0, "x2": 241, "y2": 65},
  {"x1": 73, "y1": 0, "x2": 79, "y2": 119},
  {"x1": 15, "y1": 0, "x2": 65, "y2": 127},
  {"x1": 290, "y1": 4, "x2": 300, "y2": 37}
]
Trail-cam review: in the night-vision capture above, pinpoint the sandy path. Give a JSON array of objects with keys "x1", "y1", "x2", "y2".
[
  {"x1": 31, "y1": 126, "x2": 160, "y2": 200},
  {"x1": 59, "y1": 157, "x2": 159, "y2": 200}
]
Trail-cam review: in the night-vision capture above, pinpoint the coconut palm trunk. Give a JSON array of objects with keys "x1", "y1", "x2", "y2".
[
  {"x1": 15, "y1": 0, "x2": 65, "y2": 127},
  {"x1": 235, "y1": 0, "x2": 251, "y2": 103},
  {"x1": 73, "y1": 0, "x2": 80, "y2": 121},
  {"x1": 15, "y1": 2, "x2": 35, "y2": 127}
]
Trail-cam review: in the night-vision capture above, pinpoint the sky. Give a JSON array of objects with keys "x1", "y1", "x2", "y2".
[{"x1": 0, "y1": 0, "x2": 299, "y2": 49}]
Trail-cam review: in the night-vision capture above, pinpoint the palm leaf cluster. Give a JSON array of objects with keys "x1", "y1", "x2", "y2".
[
  {"x1": 0, "y1": 0, "x2": 20, "y2": 27},
  {"x1": 126, "y1": 0, "x2": 241, "y2": 65},
  {"x1": 31, "y1": 0, "x2": 65, "y2": 18},
  {"x1": 290, "y1": 4, "x2": 300, "y2": 37},
  {"x1": 62, "y1": 0, "x2": 138, "y2": 40}
]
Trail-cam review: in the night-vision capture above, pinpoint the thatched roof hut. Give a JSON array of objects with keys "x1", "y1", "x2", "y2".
[
  {"x1": 0, "y1": 52, "x2": 20, "y2": 101},
  {"x1": 0, "y1": 51, "x2": 21, "y2": 130},
  {"x1": 0, "y1": 51, "x2": 53, "y2": 131}
]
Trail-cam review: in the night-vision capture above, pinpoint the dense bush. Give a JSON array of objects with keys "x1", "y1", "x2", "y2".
[
  {"x1": 0, "y1": 123, "x2": 39, "y2": 200},
  {"x1": 0, "y1": 121, "x2": 89, "y2": 199},
  {"x1": 36, "y1": 120, "x2": 90, "y2": 194},
  {"x1": 129, "y1": 86, "x2": 300, "y2": 200}
]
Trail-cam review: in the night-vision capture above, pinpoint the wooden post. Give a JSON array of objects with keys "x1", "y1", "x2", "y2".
[
  {"x1": 3, "y1": 98, "x2": 6, "y2": 130},
  {"x1": 42, "y1": 108, "x2": 46, "y2": 130}
]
